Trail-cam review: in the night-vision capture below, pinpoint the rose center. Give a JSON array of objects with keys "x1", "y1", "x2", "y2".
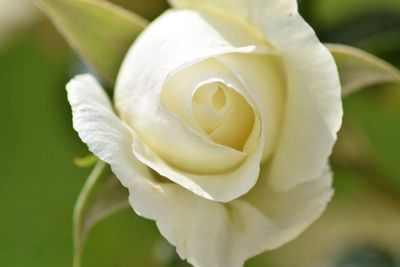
[
  {"x1": 211, "y1": 87, "x2": 226, "y2": 110},
  {"x1": 192, "y1": 82, "x2": 255, "y2": 151}
]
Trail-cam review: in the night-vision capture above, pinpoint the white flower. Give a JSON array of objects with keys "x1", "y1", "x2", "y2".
[{"x1": 67, "y1": 0, "x2": 343, "y2": 266}]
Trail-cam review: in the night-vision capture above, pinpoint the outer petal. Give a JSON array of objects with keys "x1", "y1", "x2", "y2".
[
  {"x1": 169, "y1": 0, "x2": 343, "y2": 191},
  {"x1": 66, "y1": 74, "x2": 154, "y2": 188},
  {"x1": 129, "y1": 167, "x2": 333, "y2": 267},
  {"x1": 242, "y1": 166, "x2": 334, "y2": 250},
  {"x1": 115, "y1": 9, "x2": 273, "y2": 201},
  {"x1": 129, "y1": 180, "x2": 278, "y2": 267}
]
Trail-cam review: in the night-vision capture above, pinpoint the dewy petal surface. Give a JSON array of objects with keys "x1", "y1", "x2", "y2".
[
  {"x1": 169, "y1": 0, "x2": 343, "y2": 190},
  {"x1": 66, "y1": 74, "x2": 155, "y2": 188},
  {"x1": 129, "y1": 166, "x2": 333, "y2": 267},
  {"x1": 115, "y1": 9, "x2": 272, "y2": 201}
]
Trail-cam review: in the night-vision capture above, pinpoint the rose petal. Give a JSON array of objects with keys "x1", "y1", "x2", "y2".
[
  {"x1": 129, "y1": 180, "x2": 278, "y2": 267},
  {"x1": 216, "y1": 53, "x2": 286, "y2": 161},
  {"x1": 169, "y1": 0, "x2": 343, "y2": 191},
  {"x1": 132, "y1": 131, "x2": 263, "y2": 202},
  {"x1": 66, "y1": 74, "x2": 154, "y2": 187},
  {"x1": 162, "y1": 57, "x2": 261, "y2": 152},
  {"x1": 129, "y1": 166, "x2": 333, "y2": 267},
  {"x1": 243, "y1": 166, "x2": 334, "y2": 250},
  {"x1": 115, "y1": 9, "x2": 273, "y2": 201}
]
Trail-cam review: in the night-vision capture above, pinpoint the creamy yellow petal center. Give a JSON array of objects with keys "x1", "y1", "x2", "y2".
[{"x1": 192, "y1": 82, "x2": 255, "y2": 151}]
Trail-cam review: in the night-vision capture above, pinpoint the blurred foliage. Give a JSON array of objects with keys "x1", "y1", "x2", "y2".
[
  {"x1": 37, "y1": 0, "x2": 147, "y2": 84},
  {"x1": 0, "y1": 27, "x2": 88, "y2": 266},
  {"x1": 0, "y1": 0, "x2": 399, "y2": 267},
  {"x1": 335, "y1": 246, "x2": 398, "y2": 267},
  {"x1": 110, "y1": 0, "x2": 169, "y2": 21},
  {"x1": 73, "y1": 162, "x2": 129, "y2": 267},
  {"x1": 300, "y1": 0, "x2": 400, "y2": 66}
]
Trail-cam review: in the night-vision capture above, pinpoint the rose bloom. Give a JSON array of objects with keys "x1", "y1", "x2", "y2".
[{"x1": 67, "y1": 0, "x2": 343, "y2": 266}]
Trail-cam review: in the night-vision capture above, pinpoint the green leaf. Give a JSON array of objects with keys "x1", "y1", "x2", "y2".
[
  {"x1": 36, "y1": 0, "x2": 148, "y2": 84},
  {"x1": 73, "y1": 161, "x2": 129, "y2": 267},
  {"x1": 327, "y1": 43, "x2": 400, "y2": 97}
]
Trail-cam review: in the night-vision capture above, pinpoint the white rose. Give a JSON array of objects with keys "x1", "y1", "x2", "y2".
[{"x1": 67, "y1": 0, "x2": 343, "y2": 266}]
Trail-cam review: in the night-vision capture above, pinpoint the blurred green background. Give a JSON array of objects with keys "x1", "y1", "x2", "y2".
[{"x1": 0, "y1": 0, "x2": 399, "y2": 266}]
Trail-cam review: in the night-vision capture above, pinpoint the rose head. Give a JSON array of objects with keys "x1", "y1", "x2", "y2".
[{"x1": 67, "y1": 0, "x2": 343, "y2": 266}]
